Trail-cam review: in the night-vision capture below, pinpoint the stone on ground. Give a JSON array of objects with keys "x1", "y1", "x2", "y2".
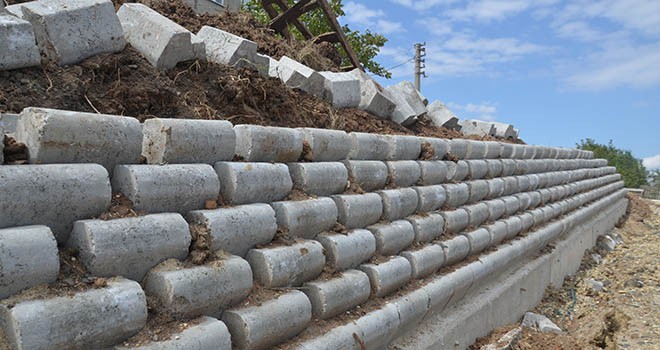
[{"x1": 0, "y1": 14, "x2": 41, "y2": 70}]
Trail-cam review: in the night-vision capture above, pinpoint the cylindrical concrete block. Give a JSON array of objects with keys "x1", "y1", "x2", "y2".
[
  {"x1": 519, "y1": 212, "x2": 535, "y2": 232},
  {"x1": 0, "y1": 164, "x2": 111, "y2": 243},
  {"x1": 452, "y1": 161, "x2": 470, "y2": 181},
  {"x1": 500, "y1": 143, "x2": 514, "y2": 158},
  {"x1": 420, "y1": 138, "x2": 449, "y2": 160},
  {"x1": 448, "y1": 139, "x2": 468, "y2": 159},
  {"x1": 485, "y1": 160, "x2": 503, "y2": 178},
  {"x1": 484, "y1": 199, "x2": 506, "y2": 221},
  {"x1": 465, "y1": 140, "x2": 487, "y2": 159},
  {"x1": 503, "y1": 216, "x2": 523, "y2": 240},
  {"x1": 67, "y1": 213, "x2": 191, "y2": 282},
  {"x1": 465, "y1": 202, "x2": 490, "y2": 228},
  {"x1": 113, "y1": 164, "x2": 220, "y2": 214},
  {"x1": 501, "y1": 196, "x2": 520, "y2": 216},
  {"x1": 141, "y1": 118, "x2": 235, "y2": 164},
  {"x1": 0, "y1": 278, "x2": 147, "y2": 350},
  {"x1": 392, "y1": 288, "x2": 431, "y2": 339},
  {"x1": 439, "y1": 235, "x2": 470, "y2": 265},
  {"x1": 0, "y1": 226, "x2": 59, "y2": 300},
  {"x1": 352, "y1": 303, "x2": 401, "y2": 349},
  {"x1": 538, "y1": 188, "x2": 553, "y2": 206},
  {"x1": 500, "y1": 159, "x2": 517, "y2": 176},
  {"x1": 117, "y1": 317, "x2": 231, "y2": 350},
  {"x1": 443, "y1": 183, "x2": 470, "y2": 208},
  {"x1": 386, "y1": 135, "x2": 422, "y2": 160},
  {"x1": 360, "y1": 256, "x2": 412, "y2": 297},
  {"x1": 187, "y1": 204, "x2": 277, "y2": 258},
  {"x1": 487, "y1": 178, "x2": 505, "y2": 199},
  {"x1": 515, "y1": 193, "x2": 532, "y2": 211},
  {"x1": 517, "y1": 175, "x2": 531, "y2": 192},
  {"x1": 215, "y1": 162, "x2": 292, "y2": 205},
  {"x1": 527, "y1": 174, "x2": 540, "y2": 190},
  {"x1": 502, "y1": 176, "x2": 519, "y2": 196},
  {"x1": 316, "y1": 230, "x2": 376, "y2": 271},
  {"x1": 303, "y1": 270, "x2": 370, "y2": 319},
  {"x1": 463, "y1": 228, "x2": 491, "y2": 254},
  {"x1": 272, "y1": 198, "x2": 338, "y2": 239},
  {"x1": 247, "y1": 240, "x2": 325, "y2": 287},
  {"x1": 379, "y1": 188, "x2": 419, "y2": 221},
  {"x1": 288, "y1": 162, "x2": 348, "y2": 196},
  {"x1": 527, "y1": 191, "x2": 542, "y2": 209},
  {"x1": 387, "y1": 160, "x2": 421, "y2": 187},
  {"x1": 332, "y1": 193, "x2": 383, "y2": 229},
  {"x1": 15, "y1": 107, "x2": 142, "y2": 171},
  {"x1": 483, "y1": 141, "x2": 502, "y2": 159},
  {"x1": 441, "y1": 209, "x2": 469, "y2": 234},
  {"x1": 417, "y1": 161, "x2": 449, "y2": 185},
  {"x1": 234, "y1": 125, "x2": 302, "y2": 162},
  {"x1": 222, "y1": 290, "x2": 311, "y2": 350},
  {"x1": 143, "y1": 256, "x2": 252, "y2": 319},
  {"x1": 486, "y1": 221, "x2": 508, "y2": 245},
  {"x1": 343, "y1": 160, "x2": 388, "y2": 192},
  {"x1": 407, "y1": 213, "x2": 445, "y2": 243},
  {"x1": 348, "y1": 132, "x2": 390, "y2": 160},
  {"x1": 401, "y1": 244, "x2": 446, "y2": 279},
  {"x1": 368, "y1": 220, "x2": 415, "y2": 255},
  {"x1": 466, "y1": 160, "x2": 488, "y2": 179},
  {"x1": 467, "y1": 180, "x2": 489, "y2": 204},
  {"x1": 414, "y1": 185, "x2": 447, "y2": 213},
  {"x1": 298, "y1": 128, "x2": 351, "y2": 161}
]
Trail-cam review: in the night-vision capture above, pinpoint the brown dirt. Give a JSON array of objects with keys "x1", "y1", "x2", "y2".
[
  {"x1": 471, "y1": 196, "x2": 660, "y2": 349},
  {"x1": 97, "y1": 193, "x2": 145, "y2": 220},
  {"x1": 119, "y1": 316, "x2": 203, "y2": 347},
  {"x1": 2, "y1": 135, "x2": 28, "y2": 164}
]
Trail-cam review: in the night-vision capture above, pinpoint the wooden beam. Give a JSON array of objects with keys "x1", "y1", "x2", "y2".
[{"x1": 315, "y1": 0, "x2": 362, "y2": 70}]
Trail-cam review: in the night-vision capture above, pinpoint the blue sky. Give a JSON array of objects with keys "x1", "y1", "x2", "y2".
[{"x1": 337, "y1": 0, "x2": 660, "y2": 170}]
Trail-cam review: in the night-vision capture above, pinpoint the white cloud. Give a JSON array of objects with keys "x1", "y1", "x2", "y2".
[
  {"x1": 447, "y1": 0, "x2": 536, "y2": 22},
  {"x1": 643, "y1": 155, "x2": 660, "y2": 170},
  {"x1": 447, "y1": 102, "x2": 498, "y2": 121},
  {"x1": 342, "y1": 2, "x2": 405, "y2": 34},
  {"x1": 389, "y1": 0, "x2": 459, "y2": 11}
]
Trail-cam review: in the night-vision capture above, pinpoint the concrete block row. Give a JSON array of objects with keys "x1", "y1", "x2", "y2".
[
  {"x1": 299, "y1": 128, "x2": 351, "y2": 161},
  {"x1": 316, "y1": 229, "x2": 376, "y2": 271},
  {"x1": 401, "y1": 244, "x2": 446, "y2": 279},
  {"x1": 303, "y1": 270, "x2": 370, "y2": 319},
  {"x1": 388, "y1": 160, "x2": 422, "y2": 187},
  {"x1": 118, "y1": 317, "x2": 231, "y2": 350},
  {"x1": 414, "y1": 185, "x2": 447, "y2": 212},
  {"x1": 332, "y1": 193, "x2": 383, "y2": 229},
  {"x1": 247, "y1": 240, "x2": 325, "y2": 287},
  {"x1": 0, "y1": 14, "x2": 40, "y2": 70},
  {"x1": 272, "y1": 198, "x2": 338, "y2": 239},
  {"x1": 407, "y1": 213, "x2": 445, "y2": 243},
  {"x1": 234, "y1": 125, "x2": 302, "y2": 162},
  {"x1": 380, "y1": 188, "x2": 419, "y2": 221},
  {"x1": 360, "y1": 256, "x2": 412, "y2": 297},
  {"x1": 288, "y1": 162, "x2": 348, "y2": 195},
  {"x1": 368, "y1": 220, "x2": 415, "y2": 255},
  {"x1": 216, "y1": 162, "x2": 292, "y2": 204}
]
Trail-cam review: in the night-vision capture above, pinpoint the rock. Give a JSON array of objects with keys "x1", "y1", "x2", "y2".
[
  {"x1": 585, "y1": 278, "x2": 605, "y2": 293},
  {"x1": 479, "y1": 326, "x2": 522, "y2": 350},
  {"x1": 597, "y1": 235, "x2": 617, "y2": 253},
  {"x1": 591, "y1": 253, "x2": 603, "y2": 264},
  {"x1": 521, "y1": 312, "x2": 562, "y2": 334}
]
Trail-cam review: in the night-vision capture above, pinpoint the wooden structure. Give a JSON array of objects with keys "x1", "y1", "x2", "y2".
[{"x1": 260, "y1": 0, "x2": 362, "y2": 71}]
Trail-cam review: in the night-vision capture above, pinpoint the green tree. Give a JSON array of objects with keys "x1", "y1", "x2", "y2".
[
  {"x1": 242, "y1": 0, "x2": 391, "y2": 78},
  {"x1": 649, "y1": 169, "x2": 660, "y2": 189},
  {"x1": 577, "y1": 139, "x2": 648, "y2": 188}
]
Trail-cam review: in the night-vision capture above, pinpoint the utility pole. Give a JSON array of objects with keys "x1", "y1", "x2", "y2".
[{"x1": 414, "y1": 42, "x2": 427, "y2": 92}]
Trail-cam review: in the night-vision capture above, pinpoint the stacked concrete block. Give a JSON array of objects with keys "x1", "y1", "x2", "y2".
[
  {"x1": 387, "y1": 160, "x2": 421, "y2": 187},
  {"x1": 16, "y1": 107, "x2": 142, "y2": 171},
  {"x1": 141, "y1": 118, "x2": 235, "y2": 164},
  {"x1": 348, "y1": 132, "x2": 390, "y2": 160},
  {"x1": 386, "y1": 81, "x2": 426, "y2": 126},
  {"x1": 466, "y1": 160, "x2": 489, "y2": 179},
  {"x1": 288, "y1": 162, "x2": 348, "y2": 196},
  {"x1": 426, "y1": 100, "x2": 460, "y2": 129},
  {"x1": 464, "y1": 228, "x2": 492, "y2": 254},
  {"x1": 439, "y1": 235, "x2": 471, "y2": 265},
  {"x1": 360, "y1": 256, "x2": 412, "y2": 297},
  {"x1": 0, "y1": 164, "x2": 111, "y2": 243},
  {"x1": 414, "y1": 185, "x2": 446, "y2": 213},
  {"x1": 459, "y1": 120, "x2": 495, "y2": 137},
  {"x1": 352, "y1": 303, "x2": 401, "y2": 349},
  {"x1": 407, "y1": 213, "x2": 445, "y2": 243},
  {"x1": 465, "y1": 140, "x2": 488, "y2": 159},
  {"x1": 332, "y1": 193, "x2": 383, "y2": 229},
  {"x1": 271, "y1": 198, "x2": 338, "y2": 239},
  {"x1": 22, "y1": 0, "x2": 125, "y2": 65},
  {"x1": 387, "y1": 135, "x2": 422, "y2": 160},
  {"x1": 247, "y1": 240, "x2": 325, "y2": 287},
  {"x1": 303, "y1": 270, "x2": 371, "y2": 319},
  {"x1": 401, "y1": 244, "x2": 446, "y2": 278},
  {"x1": 316, "y1": 229, "x2": 376, "y2": 271},
  {"x1": 222, "y1": 290, "x2": 311, "y2": 350},
  {"x1": 234, "y1": 125, "x2": 302, "y2": 162},
  {"x1": 420, "y1": 137, "x2": 449, "y2": 160},
  {"x1": 298, "y1": 128, "x2": 351, "y2": 161},
  {"x1": 113, "y1": 164, "x2": 220, "y2": 214},
  {"x1": 448, "y1": 139, "x2": 468, "y2": 159},
  {"x1": 0, "y1": 278, "x2": 147, "y2": 350},
  {"x1": 491, "y1": 122, "x2": 516, "y2": 139},
  {"x1": 379, "y1": 188, "x2": 419, "y2": 221},
  {"x1": 67, "y1": 214, "x2": 191, "y2": 281},
  {"x1": 276, "y1": 56, "x2": 316, "y2": 89},
  {"x1": 444, "y1": 183, "x2": 470, "y2": 208},
  {"x1": 0, "y1": 226, "x2": 59, "y2": 299},
  {"x1": 215, "y1": 162, "x2": 292, "y2": 205},
  {"x1": 465, "y1": 202, "x2": 489, "y2": 227},
  {"x1": 418, "y1": 162, "x2": 449, "y2": 185},
  {"x1": 368, "y1": 220, "x2": 415, "y2": 255},
  {"x1": 441, "y1": 209, "x2": 469, "y2": 234},
  {"x1": 0, "y1": 14, "x2": 41, "y2": 70},
  {"x1": 350, "y1": 68, "x2": 397, "y2": 119},
  {"x1": 197, "y1": 25, "x2": 264, "y2": 69},
  {"x1": 303, "y1": 71, "x2": 361, "y2": 108},
  {"x1": 448, "y1": 160, "x2": 470, "y2": 181},
  {"x1": 467, "y1": 180, "x2": 490, "y2": 203},
  {"x1": 343, "y1": 160, "x2": 389, "y2": 191},
  {"x1": 118, "y1": 3, "x2": 199, "y2": 70},
  {"x1": 143, "y1": 256, "x2": 252, "y2": 319},
  {"x1": 117, "y1": 317, "x2": 231, "y2": 350}
]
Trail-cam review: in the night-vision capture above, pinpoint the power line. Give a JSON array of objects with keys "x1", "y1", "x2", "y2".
[{"x1": 384, "y1": 57, "x2": 415, "y2": 71}]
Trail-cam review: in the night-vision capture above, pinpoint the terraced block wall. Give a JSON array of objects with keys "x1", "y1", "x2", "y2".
[{"x1": 0, "y1": 107, "x2": 627, "y2": 350}]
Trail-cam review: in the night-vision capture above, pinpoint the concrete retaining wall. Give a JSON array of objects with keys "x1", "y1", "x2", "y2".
[{"x1": 0, "y1": 109, "x2": 629, "y2": 350}]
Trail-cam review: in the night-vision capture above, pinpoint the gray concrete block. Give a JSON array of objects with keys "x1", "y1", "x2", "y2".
[
  {"x1": 515, "y1": 192, "x2": 532, "y2": 211},
  {"x1": 298, "y1": 128, "x2": 351, "y2": 161},
  {"x1": 441, "y1": 209, "x2": 469, "y2": 234},
  {"x1": 414, "y1": 185, "x2": 447, "y2": 213},
  {"x1": 502, "y1": 176, "x2": 519, "y2": 195},
  {"x1": 141, "y1": 118, "x2": 235, "y2": 164},
  {"x1": 143, "y1": 256, "x2": 252, "y2": 319},
  {"x1": 187, "y1": 204, "x2": 276, "y2": 257},
  {"x1": 316, "y1": 229, "x2": 376, "y2": 271},
  {"x1": 303, "y1": 270, "x2": 370, "y2": 319},
  {"x1": 368, "y1": 220, "x2": 415, "y2": 255},
  {"x1": 407, "y1": 213, "x2": 445, "y2": 243},
  {"x1": 348, "y1": 132, "x2": 390, "y2": 160},
  {"x1": 500, "y1": 159, "x2": 517, "y2": 176},
  {"x1": 247, "y1": 240, "x2": 324, "y2": 287},
  {"x1": 392, "y1": 288, "x2": 431, "y2": 339},
  {"x1": 484, "y1": 199, "x2": 506, "y2": 221},
  {"x1": 353, "y1": 303, "x2": 401, "y2": 349},
  {"x1": 538, "y1": 188, "x2": 553, "y2": 205},
  {"x1": 222, "y1": 290, "x2": 311, "y2": 350},
  {"x1": 332, "y1": 193, "x2": 383, "y2": 229},
  {"x1": 118, "y1": 3, "x2": 197, "y2": 70},
  {"x1": 272, "y1": 198, "x2": 337, "y2": 239},
  {"x1": 215, "y1": 162, "x2": 292, "y2": 205},
  {"x1": 386, "y1": 81, "x2": 426, "y2": 126},
  {"x1": 448, "y1": 139, "x2": 468, "y2": 159},
  {"x1": 350, "y1": 68, "x2": 396, "y2": 119},
  {"x1": 294, "y1": 322, "x2": 363, "y2": 350},
  {"x1": 426, "y1": 101, "x2": 460, "y2": 129},
  {"x1": 360, "y1": 256, "x2": 412, "y2": 297},
  {"x1": 465, "y1": 202, "x2": 490, "y2": 228},
  {"x1": 517, "y1": 175, "x2": 531, "y2": 191},
  {"x1": 503, "y1": 216, "x2": 523, "y2": 240},
  {"x1": 343, "y1": 160, "x2": 388, "y2": 191},
  {"x1": 486, "y1": 220, "x2": 508, "y2": 245},
  {"x1": 452, "y1": 160, "x2": 470, "y2": 181},
  {"x1": 255, "y1": 54, "x2": 278, "y2": 78},
  {"x1": 16, "y1": 107, "x2": 142, "y2": 171},
  {"x1": 288, "y1": 162, "x2": 348, "y2": 196},
  {"x1": 511, "y1": 144, "x2": 526, "y2": 159},
  {"x1": 439, "y1": 235, "x2": 470, "y2": 265},
  {"x1": 401, "y1": 244, "x2": 446, "y2": 278},
  {"x1": 22, "y1": 0, "x2": 125, "y2": 65},
  {"x1": 276, "y1": 56, "x2": 316, "y2": 88},
  {"x1": 3, "y1": 4, "x2": 26, "y2": 18},
  {"x1": 527, "y1": 174, "x2": 541, "y2": 190},
  {"x1": 491, "y1": 122, "x2": 516, "y2": 139},
  {"x1": 463, "y1": 228, "x2": 491, "y2": 254},
  {"x1": 0, "y1": 226, "x2": 59, "y2": 300},
  {"x1": 445, "y1": 264, "x2": 476, "y2": 302},
  {"x1": 487, "y1": 178, "x2": 505, "y2": 199},
  {"x1": 417, "y1": 161, "x2": 449, "y2": 185},
  {"x1": 443, "y1": 183, "x2": 470, "y2": 208},
  {"x1": 465, "y1": 140, "x2": 488, "y2": 159},
  {"x1": 0, "y1": 278, "x2": 146, "y2": 350},
  {"x1": 0, "y1": 113, "x2": 17, "y2": 135},
  {"x1": 197, "y1": 25, "x2": 262, "y2": 69},
  {"x1": 519, "y1": 212, "x2": 535, "y2": 232},
  {"x1": 466, "y1": 160, "x2": 489, "y2": 179},
  {"x1": 113, "y1": 164, "x2": 220, "y2": 214},
  {"x1": 386, "y1": 135, "x2": 422, "y2": 160},
  {"x1": 467, "y1": 180, "x2": 489, "y2": 204},
  {"x1": 117, "y1": 317, "x2": 231, "y2": 350},
  {"x1": 423, "y1": 275, "x2": 454, "y2": 316},
  {"x1": 67, "y1": 213, "x2": 190, "y2": 281},
  {"x1": 502, "y1": 196, "x2": 521, "y2": 216},
  {"x1": 459, "y1": 120, "x2": 495, "y2": 137},
  {"x1": 303, "y1": 71, "x2": 361, "y2": 108},
  {"x1": 500, "y1": 143, "x2": 515, "y2": 158},
  {"x1": 379, "y1": 188, "x2": 419, "y2": 221},
  {"x1": 234, "y1": 125, "x2": 302, "y2": 162},
  {"x1": 420, "y1": 137, "x2": 450, "y2": 160},
  {"x1": 0, "y1": 164, "x2": 111, "y2": 243},
  {"x1": 387, "y1": 160, "x2": 421, "y2": 187},
  {"x1": 0, "y1": 14, "x2": 41, "y2": 70},
  {"x1": 484, "y1": 141, "x2": 502, "y2": 159}
]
